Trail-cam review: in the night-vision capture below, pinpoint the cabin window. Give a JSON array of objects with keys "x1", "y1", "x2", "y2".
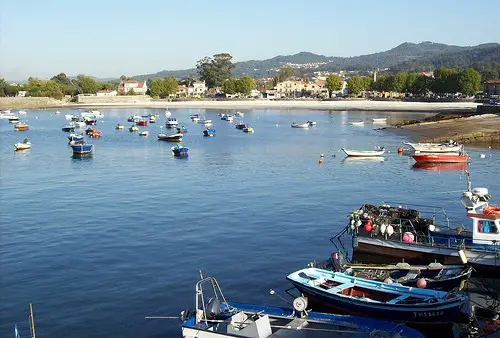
[{"x1": 478, "y1": 220, "x2": 499, "y2": 234}]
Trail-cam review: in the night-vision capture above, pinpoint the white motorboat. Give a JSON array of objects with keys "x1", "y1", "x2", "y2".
[
  {"x1": 341, "y1": 147, "x2": 385, "y2": 157},
  {"x1": 139, "y1": 131, "x2": 149, "y2": 136},
  {"x1": 349, "y1": 121, "x2": 365, "y2": 126},
  {"x1": 234, "y1": 111, "x2": 244, "y2": 117},
  {"x1": 74, "y1": 121, "x2": 86, "y2": 128},
  {"x1": 8, "y1": 115, "x2": 20, "y2": 123},
  {"x1": 89, "y1": 110, "x2": 103, "y2": 118},
  {"x1": 372, "y1": 118, "x2": 387, "y2": 123},
  {"x1": 165, "y1": 110, "x2": 172, "y2": 118},
  {"x1": 291, "y1": 122, "x2": 309, "y2": 128},
  {"x1": 15, "y1": 139, "x2": 31, "y2": 151},
  {"x1": 165, "y1": 117, "x2": 179, "y2": 128},
  {"x1": 18, "y1": 110, "x2": 27, "y2": 116},
  {"x1": 405, "y1": 141, "x2": 463, "y2": 153},
  {"x1": 65, "y1": 114, "x2": 74, "y2": 120}
]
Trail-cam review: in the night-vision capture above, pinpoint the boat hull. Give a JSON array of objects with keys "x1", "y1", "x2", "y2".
[
  {"x1": 406, "y1": 143, "x2": 462, "y2": 153},
  {"x1": 342, "y1": 148, "x2": 385, "y2": 157},
  {"x1": 70, "y1": 144, "x2": 93, "y2": 155},
  {"x1": 288, "y1": 277, "x2": 467, "y2": 325},
  {"x1": 353, "y1": 236, "x2": 500, "y2": 278},
  {"x1": 412, "y1": 154, "x2": 468, "y2": 163}
]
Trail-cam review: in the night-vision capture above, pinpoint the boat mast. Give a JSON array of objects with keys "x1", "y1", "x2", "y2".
[
  {"x1": 465, "y1": 168, "x2": 471, "y2": 192},
  {"x1": 29, "y1": 303, "x2": 36, "y2": 338}
]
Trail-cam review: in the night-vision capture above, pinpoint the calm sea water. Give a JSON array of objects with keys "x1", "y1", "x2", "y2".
[{"x1": 1, "y1": 108, "x2": 499, "y2": 337}]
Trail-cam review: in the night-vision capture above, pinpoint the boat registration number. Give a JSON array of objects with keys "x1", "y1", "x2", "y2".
[{"x1": 413, "y1": 311, "x2": 444, "y2": 318}]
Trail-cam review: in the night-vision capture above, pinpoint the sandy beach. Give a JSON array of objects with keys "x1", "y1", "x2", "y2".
[
  {"x1": 0, "y1": 97, "x2": 480, "y2": 112},
  {"x1": 63, "y1": 100, "x2": 480, "y2": 112}
]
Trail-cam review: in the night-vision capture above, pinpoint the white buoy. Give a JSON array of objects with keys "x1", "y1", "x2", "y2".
[
  {"x1": 386, "y1": 225, "x2": 394, "y2": 236},
  {"x1": 458, "y1": 249, "x2": 468, "y2": 264},
  {"x1": 479, "y1": 154, "x2": 486, "y2": 158}
]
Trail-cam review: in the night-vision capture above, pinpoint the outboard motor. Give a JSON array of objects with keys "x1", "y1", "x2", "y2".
[{"x1": 206, "y1": 298, "x2": 221, "y2": 319}]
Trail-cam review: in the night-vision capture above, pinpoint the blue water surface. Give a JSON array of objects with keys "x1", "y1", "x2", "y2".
[{"x1": 0, "y1": 108, "x2": 498, "y2": 337}]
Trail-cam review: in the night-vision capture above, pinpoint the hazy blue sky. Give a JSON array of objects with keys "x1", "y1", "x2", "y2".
[{"x1": 1, "y1": 0, "x2": 499, "y2": 80}]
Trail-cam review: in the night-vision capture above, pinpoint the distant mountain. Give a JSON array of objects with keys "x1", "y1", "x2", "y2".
[{"x1": 132, "y1": 41, "x2": 500, "y2": 81}]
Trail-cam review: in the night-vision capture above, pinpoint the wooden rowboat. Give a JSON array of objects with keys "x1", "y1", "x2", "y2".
[{"x1": 341, "y1": 148, "x2": 385, "y2": 157}]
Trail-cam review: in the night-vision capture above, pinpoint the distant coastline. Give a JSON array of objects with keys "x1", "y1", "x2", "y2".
[{"x1": 0, "y1": 97, "x2": 480, "y2": 112}]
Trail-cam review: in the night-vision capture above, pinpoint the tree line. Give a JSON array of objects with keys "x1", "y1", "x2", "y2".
[
  {"x1": 0, "y1": 73, "x2": 118, "y2": 99},
  {"x1": 344, "y1": 67, "x2": 482, "y2": 97}
]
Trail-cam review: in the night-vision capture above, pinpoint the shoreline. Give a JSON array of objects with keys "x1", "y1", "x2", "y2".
[{"x1": 0, "y1": 98, "x2": 479, "y2": 112}]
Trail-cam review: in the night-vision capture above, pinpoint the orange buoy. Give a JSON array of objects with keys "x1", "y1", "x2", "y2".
[
  {"x1": 364, "y1": 219, "x2": 373, "y2": 232},
  {"x1": 318, "y1": 159, "x2": 323, "y2": 164}
]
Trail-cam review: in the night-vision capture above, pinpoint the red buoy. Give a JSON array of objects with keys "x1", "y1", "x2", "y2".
[{"x1": 364, "y1": 219, "x2": 373, "y2": 232}]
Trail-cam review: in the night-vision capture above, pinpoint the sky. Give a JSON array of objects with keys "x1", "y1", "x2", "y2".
[{"x1": 1, "y1": 0, "x2": 499, "y2": 81}]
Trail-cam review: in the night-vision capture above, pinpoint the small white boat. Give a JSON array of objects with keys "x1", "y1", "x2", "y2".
[
  {"x1": 341, "y1": 147, "x2": 385, "y2": 157},
  {"x1": 198, "y1": 118, "x2": 211, "y2": 124},
  {"x1": 165, "y1": 110, "x2": 172, "y2": 118},
  {"x1": 372, "y1": 118, "x2": 387, "y2": 123},
  {"x1": 234, "y1": 111, "x2": 244, "y2": 117},
  {"x1": 0, "y1": 110, "x2": 15, "y2": 119},
  {"x1": 405, "y1": 141, "x2": 463, "y2": 153},
  {"x1": 349, "y1": 121, "x2": 365, "y2": 126},
  {"x1": 74, "y1": 121, "x2": 86, "y2": 128},
  {"x1": 291, "y1": 122, "x2": 309, "y2": 128},
  {"x1": 89, "y1": 110, "x2": 103, "y2": 118},
  {"x1": 165, "y1": 117, "x2": 179, "y2": 128},
  {"x1": 18, "y1": 110, "x2": 27, "y2": 116},
  {"x1": 115, "y1": 123, "x2": 124, "y2": 130},
  {"x1": 8, "y1": 116, "x2": 20, "y2": 123},
  {"x1": 65, "y1": 114, "x2": 74, "y2": 120},
  {"x1": 55, "y1": 111, "x2": 60, "y2": 115},
  {"x1": 139, "y1": 131, "x2": 149, "y2": 136},
  {"x1": 15, "y1": 139, "x2": 31, "y2": 151},
  {"x1": 307, "y1": 120, "x2": 317, "y2": 126}
]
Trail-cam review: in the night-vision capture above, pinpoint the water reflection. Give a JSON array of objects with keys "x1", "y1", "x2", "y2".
[
  {"x1": 341, "y1": 156, "x2": 385, "y2": 163},
  {"x1": 412, "y1": 162, "x2": 468, "y2": 172}
]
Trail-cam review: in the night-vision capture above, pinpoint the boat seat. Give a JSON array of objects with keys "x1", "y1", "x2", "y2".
[{"x1": 396, "y1": 270, "x2": 420, "y2": 282}]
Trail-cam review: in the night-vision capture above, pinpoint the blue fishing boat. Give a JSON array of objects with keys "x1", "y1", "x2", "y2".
[
  {"x1": 171, "y1": 144, "x2": 188, "y2": 157},
  {"x1": 67, "y1": 133, "x2": 84, "y2": 143},
  {"x1": 203, "y1": 128, "x2": 216, "y2": 137},
  {"x1": 70, "y1": 143, "x2": 93, "y2": 155},
  {"x1": 178, "y1": 276, "x2": 424, "y2": 338},
  {"x1": 62, "y1": 124, "x2": 76, "y2": 132},
  {"x1": 287, "y1": 268, "x2": 467, "y2": 325}
]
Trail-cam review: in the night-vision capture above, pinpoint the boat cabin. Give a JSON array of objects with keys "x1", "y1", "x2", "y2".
[{"x1": 467, "y1": 211, "x2": 500, "y2": 246}]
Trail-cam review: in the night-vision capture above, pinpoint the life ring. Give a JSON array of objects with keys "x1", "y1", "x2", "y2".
[{"x1": 483, "y1": 206, "x2": 500, "y2": 216}]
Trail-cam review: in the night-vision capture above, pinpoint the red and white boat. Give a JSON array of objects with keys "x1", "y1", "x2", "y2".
[
  {"x1": 136, "y1": 120, "x2": 148, "y2": 126},
  {"x1": 412, "y1": 152, "x2": 469, "y2": 163},
  {"x1": 405, "y1": 140, "x2": 462, "y2": 153}
]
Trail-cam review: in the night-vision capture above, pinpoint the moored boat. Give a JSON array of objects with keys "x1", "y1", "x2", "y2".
[
  {"x1": 71, "y1": 143, "x2": 93, "y2": 155},
  {"x1": 15, "y1": 123, "x2": 30, "y2": 131},
  {"x1": 14, "y1": 138, "x2": 31, "y2": 151},
  {"x1": 412, "y1": 153, "x2": 469, "y2": 163},
  {"x1": 165, "y1": 117, "x2": 179, "y2": 128},
  {"x1": 178, "y1": 276, "x2": 424, "y2": 338},
  {"x1": 67, "y1": 133, "x2": 84, "y2": 143},
  {"x1": 203, "y1": 128, "x2": 216, "y2": 137},
  {"x1": 171, "y1": 144, "x2": 189, "y2": 157},
  {"x1": 139, "y1": 131, "x2": 149, "y2": 136},
  {"x1": 372, "y1": 118, "x2": 387, "y2": 123},
  {"x1": 405, "y1": 141, "x2": 462, "y2": 153},
  {"x1": 349, "y1": 121, "x2": 365, "y2": 126},
  {"x1": 287, "y1": 268, "x2": 468, "y2": 324},
  {"x1": 235, "y1": 122, "x2": 247, "y2": 130},
  {"x1": 158, "y1": 133, "x2": 183, "y2": 142},
  {"x1": 129, "y1": 125, "x2": 139, "y2": 132},
  {"x1": 87, "y1": 129, "x2": 102, "y2": 138},
  {"x1": 115, "y1": 123, "x2": 124, "y2": 130},
  {"x1": 243, "y1": 126, "x2": 254, "y2": 133},
  {"x1": 137, "y1": 120, "x2": 148, "y2": 126},
  {"x1": 62, "y1": 123, "x2": 76, "y2": 132},
  {"x1": 177, "y1": 125, "x2": 187, "y2": 134},
  {"x1": 412, "y1": 162, "x2": 468, "y2": 172},
  {"x1": 332, "y1": 183, "x2": 500, "y2": 277},
  {"x1": 316, "y1": 252, "x2": 472, "y2": 291},
  {"x1": 149, "y1": 115, "x2": 156, "y2": 123},
  {"x1": 127, "y1": 115, "x2": 142, "y2": 123},
  {"x1": 341, "y1": 147, "x2": 385, "y2": 157},
  {"x1": 234, "y1": 111, "x2": 244, "y2": 117},
  {"x1": 307, "y1": 120, "x2": 317, "y2": 126},
  {"x1": 291, "y1": 122, "x2": 309, "y2": 128}
]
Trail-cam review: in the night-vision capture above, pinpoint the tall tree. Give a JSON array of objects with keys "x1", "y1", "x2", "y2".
[
  {"x1": 196, "y1": 53, "x2": 234, "y2": 88},
  {"x1": 73, "y1": 74, "x2": 99, "y2": 94},
  {"x1": 346, "y1": 76, "x2": 364, "y2": 96},
  {"x1": 456, "y1": 68, "x2": 481, "y2": 96},
  {"x1": 50, "y1": 73, "x2": 72, "y2": 86},
  {"x1": 163, "y1": 77, "x2": 178, "y2": 96},
  {"x1": 391, "y1": 72, "x2": 407, "y2": 93},
  {"x1": 277, "y1": 66, "x2": 295, "y2": 82},
  {"x1": 221, "y1": 78, "x2": 238, "y2": 95},
  {"x1": 411, "y1": 75, "x2": 433, "y2": 96},
  {"x1": 405, "y1": 73, "x2": 419, "y2": 93},
  {"x1": 433, "y1": 67, "x2": 458, "y2": 94},
  {"x1": 325, "y1": 74, "x2": 343, "y2": 98},
  {"x1": 236, "y1": 75, "x2": 255, "y2": 96}
]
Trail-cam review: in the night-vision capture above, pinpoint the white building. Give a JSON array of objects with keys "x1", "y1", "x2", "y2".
[
  {"x1": 17, "y1": 91, "x2": 27, "y2": 97},
  {"x1": 192, "y1": 81, "x2": 206, "y2": 96},
  {"x1": 119, "y1": 80, "x2": 147, "y2": 95},
  {"x1": 96, "y1": 90, "x2": 117, "y2": 97}
]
